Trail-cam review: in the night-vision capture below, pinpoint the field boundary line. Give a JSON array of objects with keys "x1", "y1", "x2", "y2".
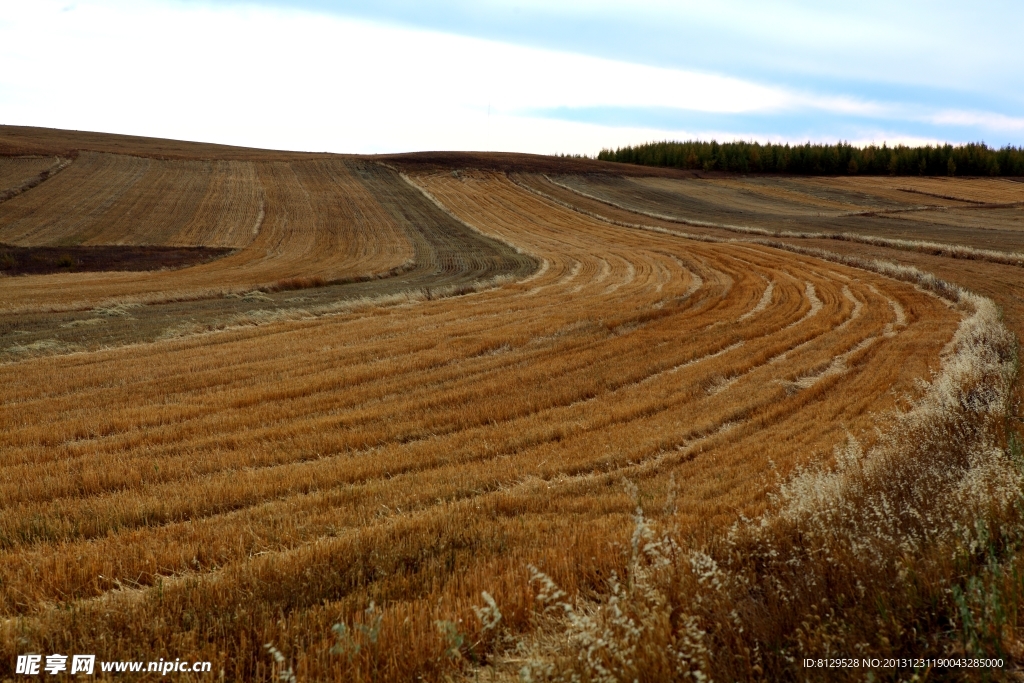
[
  {"x1": 510, "y1": 172, "x2": 983, "y2": 307},
  {"x1": 0, "y1": 156, "x2": 74, "y2": 205},
  {"x1": 738, "y1": 278, "x2": 775, "y2": 321},
  {"x1": 539, "y1": 174, "x2": 1024, "y2": 268},
  {"x1": 507, "y1": 172, "x2": 728, "y2": 246},
  {"x1": 380, "y1": 163, "x2": 544, "y2": 273},
  {"x1": 251, "y1": 194, "x2": 265, "y2": 237},
  {"x1": 0, "y1": 273, "x2": 520, "y2": 369},
  {"x1": 887, "y1": 184, "x2": 1024, "y2": 207}
]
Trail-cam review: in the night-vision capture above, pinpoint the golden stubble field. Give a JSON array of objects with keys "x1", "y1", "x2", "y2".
[{"x1": 1, "y1": 130, "x2": 1021, "y2": 681}]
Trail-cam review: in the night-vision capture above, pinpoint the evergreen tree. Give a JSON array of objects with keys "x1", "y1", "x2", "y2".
[{"x1": 598, "y1": 140, "x2": 1024, "y2": 176}]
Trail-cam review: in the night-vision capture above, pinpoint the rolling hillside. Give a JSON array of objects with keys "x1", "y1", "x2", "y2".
[{"x1": 1, "y1": 126, "x2": 1022, "y2": 681}]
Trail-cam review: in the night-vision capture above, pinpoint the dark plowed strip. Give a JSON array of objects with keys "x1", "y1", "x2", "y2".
[
  {"x1": 0, "y1": 244, "x2": 234, "y2": 276},
  {"x1": 548, "y1": 173, "x2": 1024, "y2": 253},
  {"x1": 0, "y1": 162, "x2": 537, "y2": 360}
]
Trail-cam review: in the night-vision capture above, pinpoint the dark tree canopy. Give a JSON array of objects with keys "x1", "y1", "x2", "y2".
[{"x1": 597, "y1": 140, "x2": 1024, "y2": 176}]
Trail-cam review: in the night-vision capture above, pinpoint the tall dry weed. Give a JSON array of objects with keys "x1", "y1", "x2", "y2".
[{"x1": 522, "y1": 292, "x2": 1021, "y2": 681}]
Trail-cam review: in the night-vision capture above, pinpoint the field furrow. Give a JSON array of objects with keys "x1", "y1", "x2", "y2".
[
  {"x1": 0, "y1": 156, "x2": 68, "y2": 204},
  {"x1": 0, "y1": 164, "x2": 961, "y2": 683},
  {"x1": 0, "y1": 157, "x2": 410, "y2": 312},
  {"x1": 544, "y1": 171, "x2": 1024, "y2": 253}
]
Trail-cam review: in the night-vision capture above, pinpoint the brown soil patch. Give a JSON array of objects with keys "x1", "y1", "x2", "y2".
[
  {"x1": 377, "y1": 151, "x2": 699, "y2": 177},
  {"x1": 0, "y1": 161, "x2": 536, "y2": 359},
  {"x1": 0, "y1": 171, "x2": 955, "y2": 682},
  {"x1": 0, "y1": 125, "x2": 697, "y2": 177},
  {"x1": 2, "y1": 124, "x2": 1022, "y2": 682},
  {"x1": 0, "y1": 243, "x2": 233, "y2": 275},
  {"x1": 540, "y1": 172, "x2": 1024, "y2": 252}
]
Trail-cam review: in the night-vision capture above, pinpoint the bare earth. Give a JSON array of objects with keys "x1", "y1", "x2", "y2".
[{"x1": 0, "y1": 126, "x2": 1021, "y2": 682}]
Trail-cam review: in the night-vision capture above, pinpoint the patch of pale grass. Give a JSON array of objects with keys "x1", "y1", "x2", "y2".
[
  {"x1": 5, "y1": 338, "x2": 80, "y2": 359},
  {"x1": 94, "y1": 302, "x2": 141, "y2": 317},
  {"x1": 516, "y1": 283, "x2": 1019, "y2": 681},
  {"x1": 59, "y1": 318, "x2": 106, "y2": 329}
]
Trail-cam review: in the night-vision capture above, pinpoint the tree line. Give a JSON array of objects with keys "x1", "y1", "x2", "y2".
[{"x1": 597, "y1": 140, "x2": 1024, "y2": 176}]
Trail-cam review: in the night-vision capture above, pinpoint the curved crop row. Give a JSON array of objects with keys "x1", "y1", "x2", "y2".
[
  {"x1": 0, "y1": 151, "x2": 261, "y2": 248},
  {"x1": 0, "y1": 156, "x2": 415, "y2": 312},
  {"x1": 0, "y1": 156, "x2": 70, "y2": 204},
  {"x1": 546, "y1": 172, "x2": 1024, "y2": 256},
  {"x1": 0, "y1": 170, "x2": 961, "y2": 681}
]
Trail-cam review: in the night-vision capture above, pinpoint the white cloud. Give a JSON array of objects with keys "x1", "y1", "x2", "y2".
[
  {"x1": 927, "y1": 110, "x2": 1024, "y2": 132},
  {"x1": 0, "y1": 1, "x2": 1018, "y2": 153},
  {"x1": 0, "y1": 0, "x2": 870, "y2": 153}
]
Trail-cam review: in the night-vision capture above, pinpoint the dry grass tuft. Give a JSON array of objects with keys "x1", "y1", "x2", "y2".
[
  {"x1": 3, "y1": 150, "x2": 1013, "y2": 682},
  {"x1": 518, "y1": 291, "x2": 1020, "y2": 681}
]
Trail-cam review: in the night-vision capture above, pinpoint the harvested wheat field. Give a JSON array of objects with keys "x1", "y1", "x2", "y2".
[
  {"x1": 546, "y1": 172, "x2": 1024, "y2": 252},
  {"x1": 1, "y1": 128, "x2": 1022, "y2": 681}
]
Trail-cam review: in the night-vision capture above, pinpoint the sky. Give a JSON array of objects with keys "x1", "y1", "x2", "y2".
[{"x1": 1, "y1": 0, "x2": 1022, "y2": 154}]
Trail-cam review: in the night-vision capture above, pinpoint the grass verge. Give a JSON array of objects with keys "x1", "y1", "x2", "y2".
[{"x1": 515, "y1": 285, "x2": 1023, "y2": 681}]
